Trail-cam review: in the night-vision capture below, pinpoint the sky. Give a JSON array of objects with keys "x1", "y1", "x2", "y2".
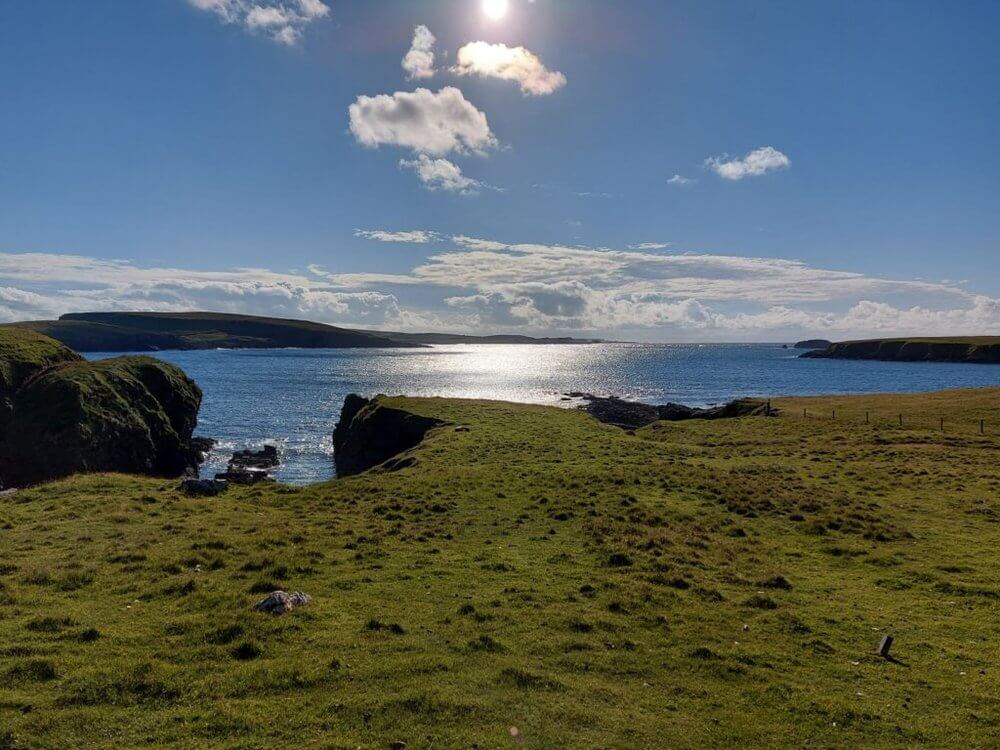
[{"x1": 0, "y1": 0, "x2": 998, "y2": 341}]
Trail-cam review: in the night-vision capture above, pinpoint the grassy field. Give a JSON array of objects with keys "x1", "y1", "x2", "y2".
[{"x1": 1, "y1": 389, "x2": 998, "y2": 748}]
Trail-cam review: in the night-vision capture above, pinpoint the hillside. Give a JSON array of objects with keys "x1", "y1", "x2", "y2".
[
  {"x1": 9, "y1": 312, "x2": 413, "y2": 352},
  {"x1": 1, "y1": 388, "x2": 997, "y2": 747},
  {"x1": 801, "y1": 337, "x2": 1000, "y2": 363},
  {"x1": 5, "y1": 312, "x2": 602, "y2": 353}
]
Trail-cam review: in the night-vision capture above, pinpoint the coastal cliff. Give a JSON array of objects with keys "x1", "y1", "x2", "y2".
[
  {"x1": 332, "y1": 394, "x2": 445, "y2": 476},
  {"x1": 801, "y1": 337, "x2": 1000, "y2": 363},
  {"x1": 0, "y1": 328, "x2": 202, "y2": 488}
]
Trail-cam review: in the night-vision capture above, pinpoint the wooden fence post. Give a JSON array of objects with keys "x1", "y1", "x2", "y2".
[
  {"x1": 982, "y1": 419, "x2": 985, "y2": 435},
  {"x1": 865, "y1": 411, "x2": 870, "y2": 424},
  {"x1": 898, "y1": 414, "x2": 903, "y2": 427},
  {"x1": 940, "y1": 417, "x2": 944, "y2": 431}
]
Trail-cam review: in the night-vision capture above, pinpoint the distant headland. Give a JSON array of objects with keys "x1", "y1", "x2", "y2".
[
  {"x1": 3, "y1": 311, "x2": 604, "y2": 353},
  {"x1": 800, "y1": 337, "x2": 1000, "y2": 363}
]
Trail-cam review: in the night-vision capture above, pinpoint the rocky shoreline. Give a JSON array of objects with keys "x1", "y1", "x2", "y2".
[{"x1": 569, "y1": 393, "x2": 773, "y2": 430}]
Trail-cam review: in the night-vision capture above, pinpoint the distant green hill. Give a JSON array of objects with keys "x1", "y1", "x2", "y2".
[
  {"x1": 4, "y1": 312, "x2": 602, "y2": 353},
  {"x1": 801, "y1": 337, "x2": 1000, "y2": 363}
]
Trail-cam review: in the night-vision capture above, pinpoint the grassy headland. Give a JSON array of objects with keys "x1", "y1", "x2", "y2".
[
  {"x1": 801, "y1": 337, "x2": 1000, "y2": 363},
  {"x1": 0, "y1": 389, "x2": 998, "y2": 748}
]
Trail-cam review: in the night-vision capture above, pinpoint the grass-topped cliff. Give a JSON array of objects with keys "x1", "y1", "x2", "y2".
[
  {"x1": 6, "y1": 311, "x2": 602, "y2": 352},
  {"x1": 1, "y1": 388, "x2": 997, "y2": 747},
  {"x1": 801, "y1": 336, "x2": 1000, "y2": 363},
  {"x1": 0, "y1": 328, "x2": 202, "y2": 488}
]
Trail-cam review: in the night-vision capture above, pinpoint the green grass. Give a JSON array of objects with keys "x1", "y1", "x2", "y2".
[{"x1": 0, "y1": 389, "x2": 998, "y2": 748}]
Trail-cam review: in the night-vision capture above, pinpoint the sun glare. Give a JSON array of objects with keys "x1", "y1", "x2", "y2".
[{"x1": 482, "y1": 0, "x2": 509, "y2": 21}]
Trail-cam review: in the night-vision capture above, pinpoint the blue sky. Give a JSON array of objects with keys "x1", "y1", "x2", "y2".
[{"x1": 0, "y1": 0, "x2": 997, "y2": 340}]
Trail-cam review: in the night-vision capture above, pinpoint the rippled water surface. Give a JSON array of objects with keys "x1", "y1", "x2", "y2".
[{"x1": 89, "y1": 344, "x2": 1000, "y2": 484}]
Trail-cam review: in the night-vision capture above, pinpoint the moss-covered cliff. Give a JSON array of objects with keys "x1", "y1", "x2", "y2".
[{"x1": 0, "y1": 329, "x2": 202, "y2": 488}]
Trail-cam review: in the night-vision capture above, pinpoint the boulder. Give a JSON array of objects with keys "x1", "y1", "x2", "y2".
[
  {"x1": 333, "y1": 394, "x2": 444, "y2": 477},
  {"x1": 215, "y1": 444, "x2": 280, "y2": 484},
  {"x1": 253, "y1": 590, "x2": 312, "y2": 615},
  {"x1": 229, "y1": 445, "x2": 279, "y2": 470}
]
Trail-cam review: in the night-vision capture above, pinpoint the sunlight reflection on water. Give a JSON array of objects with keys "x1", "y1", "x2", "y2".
[{"x1": 88, "y1": 343, "x2": 999, "y2": 484}]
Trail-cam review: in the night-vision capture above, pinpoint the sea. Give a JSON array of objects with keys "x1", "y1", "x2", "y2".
[{"x1": 87, "y1": 344, "x2": 1000, "y2": 485}]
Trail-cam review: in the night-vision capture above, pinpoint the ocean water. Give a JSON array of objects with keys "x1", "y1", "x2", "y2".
[{"x1": 87, "y1": 344, "x2": 1000, "y2": 484}]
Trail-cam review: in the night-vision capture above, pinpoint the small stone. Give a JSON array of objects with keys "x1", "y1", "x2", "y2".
[
  {"x1": 455, "y1": 425, "x2": 471, "y2": 432},
  {"x1": 508, "y1": 726, "x2": 523, "y2": 744},
  {"x1": 253, "y1": 590, "x2": 312, "y2": 615},
  {"x1": 389, "y1": 742, "x2": 407, "y2": 750}
]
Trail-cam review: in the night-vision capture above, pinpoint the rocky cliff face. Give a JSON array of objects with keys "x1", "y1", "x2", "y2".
[
  {"x1": 333, "y1": 394, "x2": 444, "y2": 477},
  {"x1": 0, "y1": 329, "x2": 202, "y2": 488}
]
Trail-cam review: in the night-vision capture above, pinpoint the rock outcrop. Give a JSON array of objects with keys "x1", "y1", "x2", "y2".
[
  {"x1": 800, "y1": 338, "x2": 1000, "y2": 363},
  {"x1": 0, "y1": 328, "x2": 203, "y2": 488},
  {"x1": 333, "y1": 394, "x2": 444, "y2": 477},
  {"x1": 216, "y1": 445, "x2": 279, "y2": 484},
  {"x1": 576, "y1": 394, "x2": 772, "y2": 430}
]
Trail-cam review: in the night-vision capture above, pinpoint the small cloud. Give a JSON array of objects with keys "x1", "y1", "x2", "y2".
[
  {"x1": 187, "y1": 0, "x2": 329, "y2": 45},
  {"x1": 705, "y1": 146, "x2": 791, "y2": 180},
  {"x1": 668, "y1": 174, "x2": 693, "y2": 185},
  {"x1": 628, "y1": 242, "x2": 672, "y2": 250},
  {"x1": 354, "y1": 229, "x2": 439, "y2": 243},
  {"x1": 348, "y1": 87, "x2": 498, "y2": 156},
  {"x1": 402, "y1": 25, "x2": 436, "y2": 80},
  {"x1": 452, "y1": 42, "x2": 567, "y2": 96},
  {"x1": 574, "y1": 191, "x2": 614, "y2": 199},
  {"x1": 399, "y1": 154, "x2": 494, "y2": 195}
]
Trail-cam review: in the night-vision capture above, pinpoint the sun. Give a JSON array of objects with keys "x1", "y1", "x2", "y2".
[{"x1": 482, "y1": 0, "x2": 509, "y2": 21}]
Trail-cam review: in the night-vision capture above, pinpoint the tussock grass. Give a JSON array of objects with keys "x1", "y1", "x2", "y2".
[{"x1": 0, "y1": 388, "x2": 998, "y2": 747}]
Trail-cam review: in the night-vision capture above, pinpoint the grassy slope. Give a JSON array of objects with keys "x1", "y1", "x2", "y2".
[{"x1": 1, "y1": 390, "x2": 998, "y2": 748}]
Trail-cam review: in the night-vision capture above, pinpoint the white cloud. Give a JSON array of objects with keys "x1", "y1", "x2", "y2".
[
  {"x1": 706, "y1": 146, "x2": 791, "y2": 180},
  {"x1": 452, "y1": 42, "x2": 567, "y2": 96},
  {"x1": 402, "y1": 25, "x2": 437, "y2": 80},
  {"x1": 348, "y1": 87, "x2": 498, "y2": 157},
  {"x1": 353, "y1": 229, "x2": 440, "y2": 244},
  {"x1": 399, "y1": 154, "x2": 488, "y2": 194},
  {"x1": 668, "y1": 174, "x2": 693, "y2": 185},
  {"x1": 323, "y1": 233, "x2": 998, "y2": 338},
  {"x1": 628, "y1": 242, "x2": 672, "y2": 250},
  {"x1": 186, "y1": 0, "x2": 330, "y2": 45},
  {"x1": 2, "y1": 243, "x2": 995, "y2": 341}
]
